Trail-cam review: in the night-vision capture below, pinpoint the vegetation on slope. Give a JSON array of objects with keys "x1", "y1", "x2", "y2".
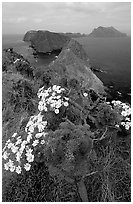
[{"x1": 2, "y1": 43, "x2": 131, "y2": 202}]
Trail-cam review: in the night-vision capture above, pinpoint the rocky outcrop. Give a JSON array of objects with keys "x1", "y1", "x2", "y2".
[
  {"x1": 48, "y1": 39, "x2": 105, "y2": 95},
  {"x1": 24, "y1": 30, "x2": 70, "y2": 53},
  {"x1": 23, "y1": 30, "x2": 37, "y2": 42},
  {"x1": 89, "y1": 26, "x2": 127, "y2": 37},
  {"x1": 62, "y1": 39, "x2": 90, "y2": 64}
]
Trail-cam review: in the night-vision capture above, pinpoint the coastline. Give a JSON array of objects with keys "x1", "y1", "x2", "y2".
[{"x1": 2, "y1": 34, "x2": 131, "y2": 104}]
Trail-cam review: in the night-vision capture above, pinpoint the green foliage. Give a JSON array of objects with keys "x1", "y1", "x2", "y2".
[
  {"x1": 42, "y1": 121, "x2": 93, "y2": 180},
  {"x1": 2, "y1": 56, "x2": 130, "y2": 202}
]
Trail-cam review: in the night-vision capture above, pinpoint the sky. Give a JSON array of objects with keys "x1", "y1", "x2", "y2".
[{"x1": 2, "y1": 2, "x2": 131, "y2": 35}]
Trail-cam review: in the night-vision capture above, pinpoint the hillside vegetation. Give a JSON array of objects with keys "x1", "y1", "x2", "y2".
[{"x1": 2, "y1": 37, "x2": 131, "y2": 202}]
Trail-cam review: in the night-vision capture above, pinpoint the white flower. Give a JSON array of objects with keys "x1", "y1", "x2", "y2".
[
  {"x1": 52, "y1": 92, "x2": 56, "y2": 97},
  {"x1": 115, "y1": 100, "x2": 121, "y2": 105},
  {"x1": 11, "y1": 146, "x2": 19, "y2": 154},
  {"x1": 32, "y1": 140, "x2": 39, "y2": 147},
  {"x1": 4, "y1": 163, "x2": 9, "y2": 170},
  {"x1": 83, "y1": 92, "x2": 88, "y2": 97},
  {"x1": 16, "y1": 151, "x2": 22, "y2": 162},
  {"x1": 39, "y1": 101, "x2": 44, "y2": 107},
  {"x1": 28, "y1": 125, "x2": 35, "y2": 133},
  {"x1": 64, "y1": 97, "x2": 69, "y2": 101},
  {"x1": 27, "y1": 133, "x2": 32, "y2": 143},
  {"x1": 41, "y1": 140, "x2": 45, "y2": 145},
  {"x1": 38, "y1": 104, "x2": 44, "y2": 111},
  {"x1": 26, "y1": 120, "x2": 33, "y2": 128},
  {"x1": 7, "y1": 142, "x2": 14, "y2": 149},
  {"x1": 15, "y1": 138, "x2": 22, "y2": 145},
  {"x1": 10, "y1": 165, "x2": 15, "y2": 172},
  {"x1": 121, "y1": 111, "x2": 127, "y2": 117},
  {"x1": 8, "y1": 159, "x2": 14, "y2": 167},
  {"x1": 43, "y1": 106, "x2": 48, "y2": 112},
  {"x1": 20, "y1": 140, "x2": 27, "y2": 153},
  {"x1": 24, "y1": 163, "x2": 31, "y2": 171},
  {"x1": 115, "y1": 124, "x2": 119, "y2": 128},
  {"x1": 38, "y1": 123, "x2": 44, "y2": 132},
  {"x1": 111, "y1": 100, "x2": 115, "y2": 104},
  {"x1": 26, "y1": 154, "x2": 34, "y2": 163},
  {"x1": 56, "y1": 89, "x2": 61, "y2": 94},
  {"x1": 52, "y1": 85, "x2": 57, "y2": 91},
  {"x1": 12, "y1": 133, "x2": 17, "y2": 138},
  {"x1": 56, "y1": 95, "x2": 61, "y2": 99},
  {"x1": 126, "y1": 109, "x2": 131, "y2": 116},
  {"x1": 64, "y1": 101, "x2": 69, "y2": 107},
  {"x1": 125, "y1": 124, "x2": 130, "y2": 130},
  {"x1": 26, "y1": 147, "x2": 33, "y2": 154},
  {"x1": 55, "y1": 109, "x2": 59, "y2": 114},
  {"x1": 125, "y1": 117, "x2": 130, "y2": 121},
  {"x1": 55, "y1": 103, "x2": 62, "y2": 109},
  {"x1": 16, "y1": 166, "x2": 21, "y2": 174},
  {"x1": 2, "y1": 151, "x2": 10, "y2": 160},
  {"x1": 35, "y1": 132, "x2": 43, "y2": 138}
]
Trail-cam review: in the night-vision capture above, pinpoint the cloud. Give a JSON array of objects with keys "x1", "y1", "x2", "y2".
[
  {"x1": 2, "y1": 2, "x2": 131, "y2": 35},
  {"x1": 3, "y1": 17, "x2": 27, "y2": 24},
  {"x1": 33, "y1": 18, "x2": 43, "y2": 23}
]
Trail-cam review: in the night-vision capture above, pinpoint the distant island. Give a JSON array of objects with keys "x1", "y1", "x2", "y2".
[
  {"x1": 23, "y1": 30, "x2": 70, "y2": 54},
  {"x1": 89, "y1": 26, "x2": 127, "y2": 37}
]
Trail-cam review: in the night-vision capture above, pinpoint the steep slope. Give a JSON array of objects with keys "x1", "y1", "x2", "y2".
[
  {"x1": 89, "y1": 26, "x2": 127, "y2": 37},
  {"x1": 48, "y1": 39, "x2": 105, "y2": 95}
]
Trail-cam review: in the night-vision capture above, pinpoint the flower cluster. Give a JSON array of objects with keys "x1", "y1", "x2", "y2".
[
  {"x1": 37, "y1": 85, "x2": 69, "y2": 114},
  {"x1": 2, "y1": 85, "x2": 70, "y2": 174},
  {"x1": 106, "y1": 100, "x2": 131, "y2": 130},
  {"x1": 2, "y1": 113, "x2": 48, "y2": 174}
]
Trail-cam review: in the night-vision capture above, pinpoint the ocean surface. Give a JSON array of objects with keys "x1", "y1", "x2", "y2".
[{"x1": 2, "y1": 34, "x2": 131, "y2": 96}]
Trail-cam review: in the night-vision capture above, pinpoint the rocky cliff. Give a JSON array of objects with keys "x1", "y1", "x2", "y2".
[
  {"x1": 48, "y1": 39, "x2": 105, "y2": 95},
  {"x1": 23, "y1": 30, "x2": 37, "y2": 42},
  {"x1": 89, "y1": 26, "x2": 127, "y2": 37},
  {"x1": 24, "y1": 30, "x2": 70, "y2": 53}
]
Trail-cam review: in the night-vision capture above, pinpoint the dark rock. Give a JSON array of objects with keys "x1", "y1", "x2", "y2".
[
  {"x1": 24, "y1": 30, "x2": 70, "y2": 53},
  {"x1": 89, "y1": 26, "x2": 127, "y2": 38}
]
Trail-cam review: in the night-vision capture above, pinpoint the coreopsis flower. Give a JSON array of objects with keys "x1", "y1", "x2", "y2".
[
  {"x1": 24, "y1": 163, "x2": 31, "y2": 171},
  {"x1": 107, "y1": 100, "x2": 131, "y2": 131},
  {"x1": 83, "y1": 92, "x2": 88, "y2": 97},
  {"x1": 55, "y1": 109, "x2": 59, "y2": 114},
  {"x1": 2, "y1": 84, "x2": 70, "y2": 174},
  {"x1": 37, "y1": 85, "x2": 69, "y2": 114},
  {"x1": 16, "y1": 166, "x2": 22, "y2": 174}
]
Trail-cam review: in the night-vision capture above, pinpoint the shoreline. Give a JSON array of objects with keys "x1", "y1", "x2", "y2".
[{"x1": 2, "y1": 43, "x2": 131, "y2": 104}]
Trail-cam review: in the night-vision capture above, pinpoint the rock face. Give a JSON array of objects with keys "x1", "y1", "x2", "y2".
[
  {"x1": 23, "y1": 30, "x2": 37, "y2": 42},
  {"x1": 24, "y1": 30, "x2": 70, "y2": 53},
  {"x1": 89, "y1": 26, "x2": 127, "y2": 37},
  {"x1": 48, "y1": 39, "x2": 105, "y2": 95}
]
